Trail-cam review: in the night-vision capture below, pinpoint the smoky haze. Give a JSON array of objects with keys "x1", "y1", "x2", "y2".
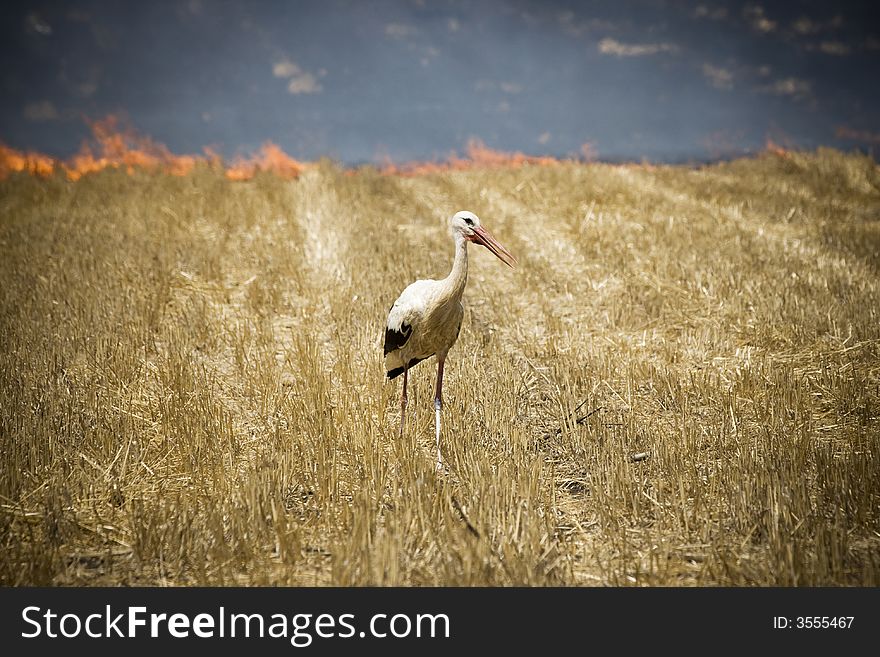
[{"x1": 1, "y1": 0, "x2": 879, "y2": 164}]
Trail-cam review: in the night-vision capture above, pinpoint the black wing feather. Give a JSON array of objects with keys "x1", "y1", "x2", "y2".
[
  {"x1": 383, "y1": 321, "x2": 412, "y2": 356},
  {"x1": 386, "y1": 356, "x2": 427, "y2": 380}
]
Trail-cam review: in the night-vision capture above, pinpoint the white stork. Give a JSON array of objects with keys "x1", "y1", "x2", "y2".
[{"x1": 383, "y1": 210, "x2": 517, "y2": 469}]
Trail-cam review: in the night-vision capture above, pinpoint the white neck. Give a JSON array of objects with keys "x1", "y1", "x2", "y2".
[{"x1": 440, "y1": 232, "x2": 468, "y2": 300}]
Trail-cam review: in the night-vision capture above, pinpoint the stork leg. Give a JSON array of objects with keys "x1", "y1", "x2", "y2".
[
  {"x1": 399, "y1": 365, "x2": 408, "y2": 439},
  {"x1": 434, "y1": 355, "x2": 445, "y2": 470}
]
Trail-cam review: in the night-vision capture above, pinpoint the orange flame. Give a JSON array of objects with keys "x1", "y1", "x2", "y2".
[
  {"x1": 763, "y1": 127, "x2": 799, "y2": 158},
  {"x1": 380, "y1": 138, "x2": 564, "y2": 176},
  {"x1": 62, "y1": 115, "x2": 205, "y2": 180},
  {"x1": 0, "y1": 115, "x2": 304, "y2": 182},
  {"x1": 0, "y1": 144, "x2": 55, "y2": 178},
  {"x1": 764, "y1": 138, "x2": 789, "y2": 157},
  {"x1": 1, "y1": 116, "x2": 601, "y2": 182},
  {"x1": 225, "y1": 142, "x2": 306, "y2": 180}
]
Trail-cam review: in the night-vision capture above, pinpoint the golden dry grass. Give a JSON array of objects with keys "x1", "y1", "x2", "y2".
[{"x1": 1, "y1": 149, "x2": 879, "y2": 586}]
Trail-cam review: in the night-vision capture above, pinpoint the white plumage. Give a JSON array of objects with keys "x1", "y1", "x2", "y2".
[
  {"x1": 383, "y1": 210, "x2": 516, "y2": 469},
  {"x1": 384, "y1": 279, "x2": 463, "y2": 376}
]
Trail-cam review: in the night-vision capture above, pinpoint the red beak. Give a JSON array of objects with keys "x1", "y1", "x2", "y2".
[{"x1": 470, "y1": 225, "x2": 517, "y2": 268}]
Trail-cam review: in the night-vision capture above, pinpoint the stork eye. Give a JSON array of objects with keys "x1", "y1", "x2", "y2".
[{"x1": 464, "y1": 217, "x2": 474, "y2": 226}]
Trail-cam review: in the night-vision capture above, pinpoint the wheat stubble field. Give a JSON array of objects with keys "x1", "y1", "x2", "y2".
[{"x1": 1, "y1": 149, "x2": 879, "y2": 586}]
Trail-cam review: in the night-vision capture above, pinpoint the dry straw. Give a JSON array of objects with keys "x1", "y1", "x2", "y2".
[{"x1": 1, "y1": 149, "x2": 878, "y2": 585}]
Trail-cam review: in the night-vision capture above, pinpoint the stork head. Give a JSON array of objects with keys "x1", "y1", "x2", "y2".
[{"x1": 450, "y1": 210, "x2": 517, "y2": 268}]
